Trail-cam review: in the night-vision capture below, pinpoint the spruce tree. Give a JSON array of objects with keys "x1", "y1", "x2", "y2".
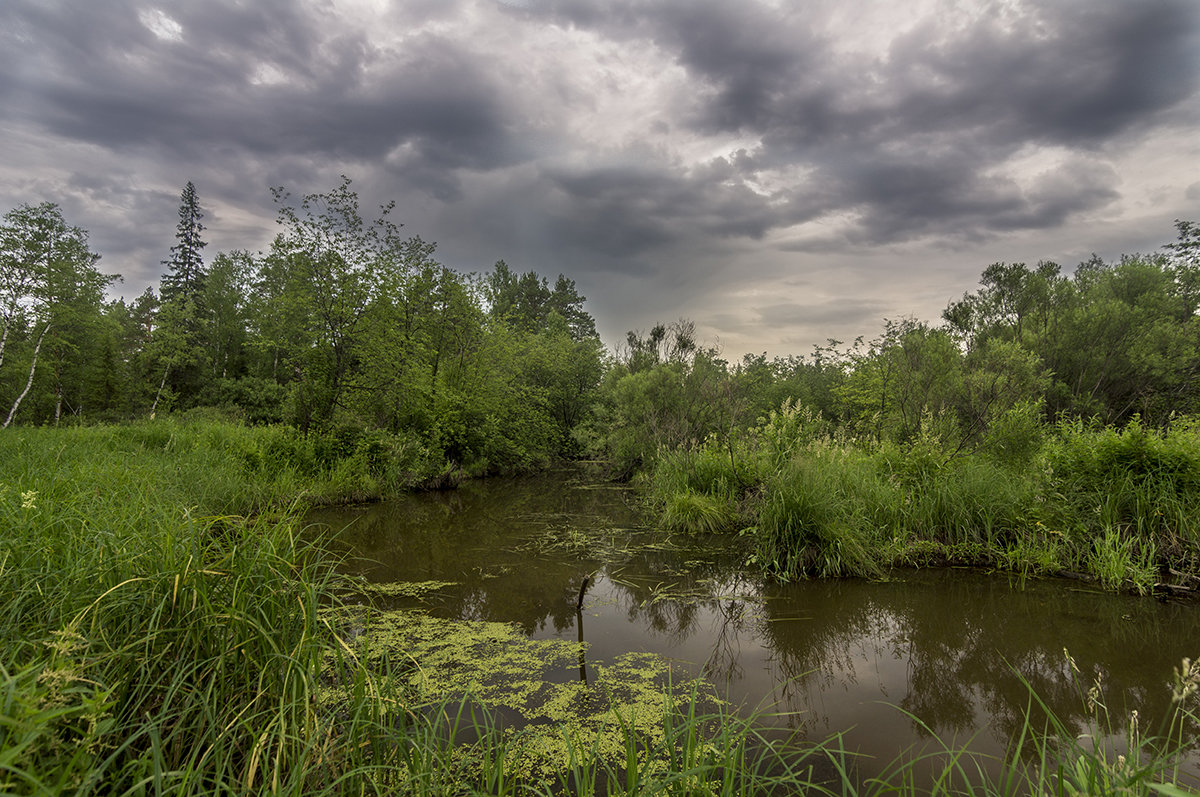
[
  {"x1": 154, "y1": 182, "x2": 210, "y2": 408},
  {"x1": 161, "y1": 181, "x2": 207, "y2": 302}
]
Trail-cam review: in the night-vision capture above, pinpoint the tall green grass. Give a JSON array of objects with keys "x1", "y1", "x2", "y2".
[
  {"x1": 644, "y1": 405, "x2": 1200, "y2": 590},
  {"x1": 0, "y1": 421, "x2": 343, "y2": 793}
]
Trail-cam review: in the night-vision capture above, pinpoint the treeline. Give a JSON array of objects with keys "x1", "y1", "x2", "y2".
[
  {"x1": 3, "y1": 177, "x2": 1200, "y2": 493},
  {"x1": 0, "y1": 179, "x2": 604, "y2": 481},
  {"x1": 587, "y1": 224, "x2": 1200, "y2": 477}
]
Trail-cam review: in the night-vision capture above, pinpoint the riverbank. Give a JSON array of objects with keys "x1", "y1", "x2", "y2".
[
  {"x1": 1, "y1": 418, "x2": 1197, "y2": 794},
  {"x1": 642, "y1": 406, "x2": 1200, "y2": 596}
]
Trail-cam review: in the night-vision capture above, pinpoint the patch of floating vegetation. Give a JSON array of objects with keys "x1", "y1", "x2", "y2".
[
  {"x1": 345, "y1": 579, "x2": 459, "y2": 600},
  {"x1": 319, "y1": 600, "x2": 722, "y2": 782},
  {"x1": 511, "y1": 517, "x2": 645, "y2": 561},
  {"x1": 608, "y1": 570, "x2": 762, "y2": 606}
]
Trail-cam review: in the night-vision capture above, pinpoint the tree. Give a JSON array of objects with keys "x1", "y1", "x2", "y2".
[
  {"x1": 621, "y1": 319, "x2": 699, "y2": 373},
  {"x1": 261, "y1": 176, "x2": 409, "y2": 430},
  {"x1": 150, "y1": 182, "x2": 212, "y2": 407},
  {"x1": 204, "y1": 250, "x2": 254, "y2": 381},
  {"x1": 945, "y1": 252, "x2": 1200, "y2": 425},
  {"x1": 0, "y1": 203, "x2": 109, "y2": 427},
  {"x1": 484, "y1": 262, "x2": 598, "y2": 340},
  {"x1": 547, "y1": 274, "x2": 597, "y2": 340},
  {"x1": 146, "y1": 296, "x2": 207, "y2": 416},
  {"x1": 1164, "y1": 219, "x2": 1200, "y2": 270},
  {"x1": 160, "y1": 181, "x2": 207, "y2": 303},
  {"x1": 1164, "y1": 219, "x2": 1200, "y2": 310},
  {"x1": 0, "y1": 206, "x2": 45, "y2": 372}
]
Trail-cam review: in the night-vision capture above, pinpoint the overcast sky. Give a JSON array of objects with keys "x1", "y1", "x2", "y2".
[{"x1": 3, "y1": 0, "x2": 1199, "y2": 357}]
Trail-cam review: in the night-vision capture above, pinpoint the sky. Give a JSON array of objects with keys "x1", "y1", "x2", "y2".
[{"x1": 3, "y1": 0, "x2": 1199, "y2": 358}]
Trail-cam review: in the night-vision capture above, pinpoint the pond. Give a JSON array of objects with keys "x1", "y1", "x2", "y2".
[{"x1": 305, "y1": 464, "x2": 1200, "y2": 787}]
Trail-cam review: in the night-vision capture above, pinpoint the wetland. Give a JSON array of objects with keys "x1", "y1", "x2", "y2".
[{"x1": 308, "y1": 464, "x2": 1200, "y2": 789}]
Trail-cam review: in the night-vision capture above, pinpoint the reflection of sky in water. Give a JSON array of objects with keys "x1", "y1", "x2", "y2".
[{"x1": 307, "y1": 467, "x2": 1200, "y2": 786}]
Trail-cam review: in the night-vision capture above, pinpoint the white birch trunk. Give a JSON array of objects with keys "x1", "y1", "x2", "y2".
[
  {"x1": 0, "y1": 319, "x2": 9, "y2": 371},
  {"x1": 150, "y1": 364, "x2": 171, "y2": 418},
  {"x1": 3, "y1": 323, "x2": 49, "y2": 429}
]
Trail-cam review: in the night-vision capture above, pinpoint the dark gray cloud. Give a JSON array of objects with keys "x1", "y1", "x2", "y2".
[
  {"x1": 1, "y1": 0, "x2": 1197, "y2": 354},
  {"x1": 544, "y1": 0, "x2": 1199, "y2": 245},
  {"x1": 5, "y1": 1, "x2": 522, "y2": 187}
]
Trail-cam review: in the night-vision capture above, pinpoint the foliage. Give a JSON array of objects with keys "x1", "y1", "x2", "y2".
[
  {"x1": 945, "y1": 253, "x2": 1200, "y2": 425},
  {"x1": 159, "y1": 181, "x2": 207, "y2": 304},
  {"x1": 0, "y1": 202, "x2": 113, "y2": 427}
]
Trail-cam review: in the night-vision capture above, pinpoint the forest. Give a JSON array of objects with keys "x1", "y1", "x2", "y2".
[{"x1": 2, "y1": 179, "x2": 1200, "y2": 794}]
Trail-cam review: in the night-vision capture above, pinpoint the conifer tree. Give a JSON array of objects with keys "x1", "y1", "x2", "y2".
[
  {"x1": 154, "y1": 182, "x2": 210, "y2": 408},
  {"x1": 161, "y1": 181, "x2": 207, "y2": 302}
]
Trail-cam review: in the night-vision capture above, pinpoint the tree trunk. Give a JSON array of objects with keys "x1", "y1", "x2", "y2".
[
  {"x1": 3, "y1": 323, "x2": 49, "y2": 429},
  {"x1": 0, "y1": 320, "x2": 9, "y2": 371},
  {"x1": 150, "y1": 363, "x2": 171, "y2": 418}
]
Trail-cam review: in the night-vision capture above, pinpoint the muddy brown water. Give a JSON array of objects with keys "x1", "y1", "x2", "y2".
[{"x1": 305, "y1": 464, "x2": 1200, "y2": 787}]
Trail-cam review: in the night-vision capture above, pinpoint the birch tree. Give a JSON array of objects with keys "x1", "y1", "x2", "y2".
[{"x1": 0, "y1": 203, "x2": 107, "y2": 427}]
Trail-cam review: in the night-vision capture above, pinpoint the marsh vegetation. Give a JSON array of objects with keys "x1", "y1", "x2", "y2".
[{"x1": 2, "y1": 183, "x2": 1200, "y2": 792}]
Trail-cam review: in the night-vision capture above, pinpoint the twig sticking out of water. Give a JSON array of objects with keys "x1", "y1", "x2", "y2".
[{"x1": 577, "y1": 573, "x2": 593, "y2": 611}]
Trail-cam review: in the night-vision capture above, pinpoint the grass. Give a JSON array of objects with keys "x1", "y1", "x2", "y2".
[
  {"x1": 1, "y1": 417, "x2": 1197, "y2": 794},
  {"x1": 0, "y1": 419, "x2": 361, "y2": 793},
  {"x1": 645, "y1": 412, "x2": 1200, "y2": 591},
  {"x1": 660, "y1": 490, "x2": 737, "y2": 534}
]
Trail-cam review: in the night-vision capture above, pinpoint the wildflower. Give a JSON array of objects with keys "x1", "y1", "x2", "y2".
[
  {"x1": 45, "y1": 629, "x2": 86, "y2": 657},
  {"x1": 20, "y1": 490, "x2": 37, "y2": 510}
]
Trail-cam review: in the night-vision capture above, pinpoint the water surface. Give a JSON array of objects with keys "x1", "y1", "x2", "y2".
[{"x1": 306, "y1": 465, "x2": 1200, "y2": 785}]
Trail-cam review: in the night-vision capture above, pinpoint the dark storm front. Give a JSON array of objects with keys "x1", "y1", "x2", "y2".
[{"x1": 306, "y1": 465, "x2": 1200, "y2": 781}]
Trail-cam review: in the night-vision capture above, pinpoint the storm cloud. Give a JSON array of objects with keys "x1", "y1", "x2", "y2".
[{"x1": 2, "y1": 0, "x2": 1197, "y2": 355}]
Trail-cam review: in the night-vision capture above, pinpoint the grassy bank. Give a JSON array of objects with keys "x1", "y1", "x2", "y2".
[
  {"x1": 1, "y1": 418, "x2": 1196, "y2": 794},
  {"x1": 644, "y1": 405, "x2": 1200, "y2": 593}
]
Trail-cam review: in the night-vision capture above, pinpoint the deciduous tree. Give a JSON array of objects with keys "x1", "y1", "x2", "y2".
[{"x1": 0, "y1": 203, "x2": 110, "y2": 426}]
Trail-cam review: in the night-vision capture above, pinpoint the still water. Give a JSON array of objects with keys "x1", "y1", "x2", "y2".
[{"x1": 306, "y1": 465, "x2": 1199, "y2": 784}]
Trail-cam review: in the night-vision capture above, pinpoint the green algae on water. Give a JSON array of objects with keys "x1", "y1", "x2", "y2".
[
  {"x1": 344, "y1": 579, "x2": 459, "y2": 600},
  {"x1": 319, "y1": 603, "x2": 722, "y2": 782}
]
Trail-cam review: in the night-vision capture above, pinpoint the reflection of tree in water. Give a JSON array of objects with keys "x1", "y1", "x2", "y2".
[
  {"x1": 306, "y1": 468, "x2": 644, "y2": 634},
  {"x1": 306, "y1": 466, "x2": 756, "y2": 645},
  {"x1": 704, "y1": 598, "x2": 752, "y2": 684},
  {"x1": 756, "y1": 571, "x2": 1200, "y2": 755}
]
